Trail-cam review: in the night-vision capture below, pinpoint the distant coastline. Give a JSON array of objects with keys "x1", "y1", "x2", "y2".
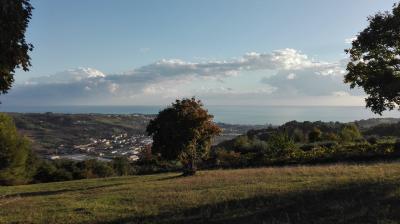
[{"x1": 1, "y1": 105, "x2": 399, "y2": 125}]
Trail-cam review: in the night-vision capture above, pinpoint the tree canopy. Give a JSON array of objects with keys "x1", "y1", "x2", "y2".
[
  {"x1": 0, "y1": 0, "x2": 33, "y2": 94},
  {"x1": 345, "y1": 3, "x2": 400, "y2": 114},
  {"x1": 0, "y1": 113, "x2": 33, "y2": 185},
  {"x1": 146, "y1": 97, "x2": 221, "y2": 175}
]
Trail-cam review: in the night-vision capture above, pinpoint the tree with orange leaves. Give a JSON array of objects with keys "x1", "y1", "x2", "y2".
[{"x1": 146, "y1": 97, "x2": 221, "y2": 175}]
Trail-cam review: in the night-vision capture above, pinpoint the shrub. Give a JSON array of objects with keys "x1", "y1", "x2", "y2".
[
  {"x1": 33, "y1": 161, "x2": 57, "y2": 183},
  {"x1": 0, "y1": 113, "x2": 34, "y2": 185},
  {"x1": 394, "y1": 139, "x2": 400, "y2": 151},
  {"x1": 52, "y1": 169, "x2": 73, "y2": 181},
  {"x1": 300, "y1": 143, "x2": 318, "y2": 151},
  {"x1": 76, "y1": 159, "x2": 114, "y2": 179},
  {"x1": 318, "y1": 141, "x2": 339, "y2": 149},
  {"x1": 323, "y1": 132, "x2": 340, "y2": 141},
  {"x1": 232, "y1": 135, "x2": 252, "y2": 153},
  {"x1": 367, "y1": 136, "x2": 378, "y2": 145},
  {"x1": 308, "y1": 128, "x2": 322, "y2": 143},
  {"x1": 267, "y1": 132, "x2": 296, "y2": 156},
  {"x1": 340, "y1": 124, "x2": 362, "y2": 142},
  {"x1": 214, "y1": 148, "x2": 242, "y2": 167},
  {"x1": 292, "y1": 128, "x2": 305, "y2": 142},
  {"x1": 93, "y1": 163, "x2": 115, "y2": 178},
  {"x1": 112, "y1": 157, "x2": 132, "y2": 176}
]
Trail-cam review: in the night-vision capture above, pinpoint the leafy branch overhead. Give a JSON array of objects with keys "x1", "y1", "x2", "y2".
[
  {"x1": 0, "y1": 0, "x2": 33, "y2": 94},
  {"x1": 345, "y1": 3, "x2": 400, "y2": 114}
]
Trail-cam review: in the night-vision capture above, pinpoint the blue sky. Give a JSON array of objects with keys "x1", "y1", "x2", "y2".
[{"x1": 5, "y1": 0, "x2": 399, "y2": 106}]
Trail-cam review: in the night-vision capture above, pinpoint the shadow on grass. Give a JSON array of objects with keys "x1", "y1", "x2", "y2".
[
  {"x1": 98, "y1": 180, "x2": 400, "y2": 224},
  {"x1": 156, "y1": 174, "x2": 186, "y2": 181},
  {"x1": 1, "y1": 183, "x2": 125, "y2": 198}
]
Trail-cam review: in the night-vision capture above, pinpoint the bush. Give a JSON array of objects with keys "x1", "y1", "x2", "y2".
[
  {"x1": 52, "y1": 169, "x2": 73, "y2": 181},
  {"x1": 232, "y1": 135, "x2": 252, "y2": 153},
  {"x1": 340, "y1": 124, "x2": 362, "y2": 142},
  {"x1": 394, "y1": 139, "x2": 400, "y2": 151},
  {"x1": 267, "y1": 132, "x2": 296, "y2": 156},
  {"x1": 308, "y1": 128, "x2": 322, "y2": 143},
  {"x1": 367, "y1": 136, "x2": 378, "y2": 145},
  {"x1": 0, "y1": 113, "x2": 34, "y2": 185},
  {"x1": 323, "y1": 132, "x2": 340, "y2": 141},
  {"x1": 292, "y1": 128, "x2": 305, "y2": 142},
  {"x1": 112, "y1": 157, "x2": 132, "y2": 176},
  {"x1": 134, "y1": 157, "x2": 181, "y2": 174},
  {"x1": 214, "y1": 148, "x2": 243, "y2": 167},
  {"x1": 76, "y1": 159, "x2": 114, "y2": 178},
  {"x1": 318, "y1": 141, "x2": 339, "y2": 149},
  {"x1": 33, "y1": 161, "x2": 57, "y2": 183},
  {"x1": 299, "y1": 141, "x2": 337, "y2": 151},
  {"x1": 300, "y1": 143, "x2": 317, "y2": 151},
  {"x1": 93, "y1": 162, "x2": 115, "y2": 178}
]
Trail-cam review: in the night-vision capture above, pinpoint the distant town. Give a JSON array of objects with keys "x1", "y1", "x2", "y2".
[
  {"x1": 8, "y1": 112, "x2": 269, "y2": 162},
  {"x1": 52, "y1": 133, "x2": 152, "y2": 161}
]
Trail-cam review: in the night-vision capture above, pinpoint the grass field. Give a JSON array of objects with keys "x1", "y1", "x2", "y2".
[{"x1": 1, "y1": 162, "x2": 400, "y2": 224}]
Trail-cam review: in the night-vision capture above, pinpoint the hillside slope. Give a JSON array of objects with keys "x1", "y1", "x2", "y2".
[
  {"x1": 7, "y1": 113, "x2": 263, "y2": 156},
  {"x1": 8, "y1": 113, "x2": 153, "y2": 154},
  {"x1": 1, "y1": 162, "x2": 400, "y2": 223}
]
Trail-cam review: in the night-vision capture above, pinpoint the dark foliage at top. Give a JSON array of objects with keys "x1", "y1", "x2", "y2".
[
  {"x1": 345, "y1": 3, "x2": 400, "y2": 114},
  {"x1": 0, "y1": 0, "x2": 33, "y2": 94}
]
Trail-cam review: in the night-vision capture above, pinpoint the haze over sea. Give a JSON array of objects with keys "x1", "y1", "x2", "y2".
[{"x1": 1, "y1": 105, "x2": 399, "y2": 125}]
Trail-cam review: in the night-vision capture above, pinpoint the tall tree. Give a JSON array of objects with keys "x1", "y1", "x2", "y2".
[
  {"x1": 0, "y1": 113, "x2": 33, "y2": 185},
  {"x1": 0, "y1": 0, "x2": 34, "y2": 186},
  {"x1": 0, "y1": 0, "x2": 33, "y2": 94},
  {"x1": 146, "y1": 97, "x2": 221, "y2": 175},
  {"x1": 345, "y1": 3, "x2": 400, "y2": 114}
]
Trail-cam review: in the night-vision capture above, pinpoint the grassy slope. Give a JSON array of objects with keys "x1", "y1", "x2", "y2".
[{"x1": 1, "y1": 162, "x2": 400, "y2": 224}]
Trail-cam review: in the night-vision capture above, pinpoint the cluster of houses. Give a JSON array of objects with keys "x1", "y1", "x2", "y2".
[
  {"x1": 52, "y1": 133, "x2": 153, "y2": 161},
  {"x1": 46, "y1": 123, "x2": 256, "y2": 162}
]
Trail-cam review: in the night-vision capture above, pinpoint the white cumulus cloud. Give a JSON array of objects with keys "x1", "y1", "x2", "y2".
[
  {"x1": 345, "y1": 37, "x2": 357, "y2": 44},
  {"x1": 2, "y1": 48, "x2": 362, "y2": 106}
]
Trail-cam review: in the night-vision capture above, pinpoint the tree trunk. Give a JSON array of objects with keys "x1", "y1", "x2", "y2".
[
  {"x1": 183, "y1": 143, "x2": 197, "y2": 176},
  {"x1": 183, "y1": 157, "x2": 197, "y2": 176}
]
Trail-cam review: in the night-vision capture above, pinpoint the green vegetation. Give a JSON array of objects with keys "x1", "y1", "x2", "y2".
[
  {"x1": 32, "y1": 159, "x2": 124, "y2": 183},
  {"x1": 0, "y1": 0, "x2": 33, "y2": 94},
  {"x1": 3, "y1": 115, "x2": 400, "y2": 186},
  {"x1": 345, "y1": 3, "x2": 400, "y2": 114},
  {"x1": 9, "y1": 112, "x2": 153, "y2": 153},
  {"x1": 211, "y1": 121, "x2": 400, "y2": 169},
  {"x1": 364, "y1": 121, "x2": 400, "y2": 137},
  {"x1": 7, "y1": 112, "x2": 251, "y2": 155},
  {"x1": 147, "y1": 97, "x2": 221, "y2": 175},
  {"x1": 1, "y1": 162, "x2": 400, "y2": 223},
  {"x1": 0, "y1": 113, "x2": 35, "y2": 185}
]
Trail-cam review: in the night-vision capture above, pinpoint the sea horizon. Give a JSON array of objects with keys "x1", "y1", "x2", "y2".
[{"x1": 1, "y1": 105, "x2": 399, "y2": 125}]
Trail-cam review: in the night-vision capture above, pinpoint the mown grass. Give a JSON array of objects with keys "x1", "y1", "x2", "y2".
[{"x1": 1, "y1": 162, "x2": 400, "y2": 223}]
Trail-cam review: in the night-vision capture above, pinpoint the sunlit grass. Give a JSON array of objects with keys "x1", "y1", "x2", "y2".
[{"x1": 1, "y1": 162, "x2": 400, "y2": 223}]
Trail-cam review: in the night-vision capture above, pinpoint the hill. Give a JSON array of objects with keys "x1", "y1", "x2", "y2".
[
  {"x1": 1, "y1": 162, "x2": 400, "y2": 223},
  {"x1": 8, "y1": 113, "x2": 154, "y2": 155},
  {"x1": 7, "y1": 113, "x2": 265, "y2": 159}
]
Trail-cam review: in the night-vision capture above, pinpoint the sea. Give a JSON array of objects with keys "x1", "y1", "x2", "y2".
[{"x1": 0, "y1": 105, "x2": 399, "y2": 125}]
